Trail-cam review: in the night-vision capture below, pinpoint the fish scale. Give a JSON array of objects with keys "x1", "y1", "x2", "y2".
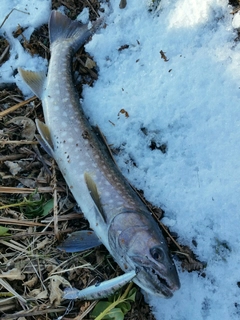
[{"x1": 18, "y1": 10, "x2": 180, "y2": 299}]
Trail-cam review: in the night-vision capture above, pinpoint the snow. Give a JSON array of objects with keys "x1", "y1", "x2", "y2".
[{"x1": 1, "y1": 0, "x2": 240, "y2": 319}]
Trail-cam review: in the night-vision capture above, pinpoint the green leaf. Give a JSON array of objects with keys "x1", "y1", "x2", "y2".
[
  {"x1": 126, "y1": 287, "x2": 137, "y2": 302},
  {"x1": 42, "y1": 198, "x2": 54, "y2": 217},
  {"x1": 0, "y1": 226, "x2": 10, "y2": 236},
  {"x1": 117, "y1": 301, "x2": 131, "y2": 314},
  {"x1": 19, "y1": 191, "x2": 53, "y2": 218},
  {"x1": 91, "y1": 303, "x2": 125, "y2": 320},
  {"x1": 91, "y1": 301, "x2": 112, "y2": 319},
  {"x1": 23, "y1": 204, "x2": 43, "y2": 218},
  {"x1": 106, "y1": 308, "x2": 124, "y2": 320},
  {"x1": 90, "y1": 282, "x2": 137, "y2": 320}
]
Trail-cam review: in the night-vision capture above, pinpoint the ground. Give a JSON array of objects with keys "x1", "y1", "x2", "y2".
[{"x1": 1, "y1": 0, "x2": 235, "y2": 319}]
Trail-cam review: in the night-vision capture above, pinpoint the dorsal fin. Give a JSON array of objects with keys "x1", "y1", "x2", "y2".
[{"x1": 93, "y1": 126, "x2": 120, "y2": 169}]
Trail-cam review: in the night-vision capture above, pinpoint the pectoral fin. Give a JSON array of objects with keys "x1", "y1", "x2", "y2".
[
  {"x1": 36, "y1": 119, "x2": 54, "y2": 156},
  {"x1": 58, "y1": 230, "x2": 102, "y2": 252},
  {"x1": 84, "y1": 172, "x2": 106, "y2": 222}
]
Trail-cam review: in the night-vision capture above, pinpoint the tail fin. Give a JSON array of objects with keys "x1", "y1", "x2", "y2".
[{"x1": 49, "y1": 10, "x2": 102, "y2": 53}]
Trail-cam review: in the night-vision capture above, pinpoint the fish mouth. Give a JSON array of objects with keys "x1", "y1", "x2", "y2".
[{"x1": 142, "y1": 267, "x2": 174, "y2": 298}]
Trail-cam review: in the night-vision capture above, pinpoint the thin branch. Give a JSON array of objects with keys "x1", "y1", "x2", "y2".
[{"x1": 0, "y1": 96, "x2": 36, "y2": 119}]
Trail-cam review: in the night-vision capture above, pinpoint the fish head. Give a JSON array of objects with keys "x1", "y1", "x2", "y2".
[
  {"x1": 108, "y1": 210, "x2": 180, "y2": 298},
  {"x1": 127, "y1": 228, "x2": 180, "y2": 298}
]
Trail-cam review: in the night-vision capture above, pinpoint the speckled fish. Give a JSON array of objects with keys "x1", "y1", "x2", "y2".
[{"x1": 18, "y1": 10, "x2": 180, "y2": 298}]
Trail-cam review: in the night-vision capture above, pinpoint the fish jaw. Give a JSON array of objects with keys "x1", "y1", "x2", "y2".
[
  {"x1": 130, "y1": 249, "x2": 180, "y2": 298},
  {"x1": 108, "y1": 210, "x2": 180, "y2": 297}
]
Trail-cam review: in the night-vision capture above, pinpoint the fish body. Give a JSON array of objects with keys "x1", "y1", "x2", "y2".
[{"x1": 19, "y1": 10, "x2": 180, "y2": 298}]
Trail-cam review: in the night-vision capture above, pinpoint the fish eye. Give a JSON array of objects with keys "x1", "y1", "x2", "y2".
[{"x1": 150, "y1": 247, "x2": 164, "y2": 262}]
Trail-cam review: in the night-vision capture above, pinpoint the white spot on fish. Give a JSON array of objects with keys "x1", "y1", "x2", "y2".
[
  {"x1": 54, "y1": 106, "x2": 60, "y2": 111},
  {"x1": 61, "y1": 131, "x2": 67, "y2": 137},
  {"x1": 104, "y1": 191, "x2": 111, "y2": 197},
  {"x1": 68, "y1": 137, "x2": 74, "y2": 143},
  {"x1": 62, "y1": 122, "x2": 67, "y2": 128}
]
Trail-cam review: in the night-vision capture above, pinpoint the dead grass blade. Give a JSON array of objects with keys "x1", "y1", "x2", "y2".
[
  {"x1": 1, "y1": 229, "x2": 74, "y2": 240},
  {"x1": 41, "y1": 212, "x2": 83, "y2": 223},
  {"x1": 0, "y1": 140, "x2": 38, "y2": 145},
  {"x1": 0, "y1": 239, "x2": 28, "y2": 253},
  {"x1": 0, "y1": 44, "x2": 10, "y2": 64},
  {"x1": 0, "y1": 186, "x2": 64, "y2": 193},
  {"x1": 75, "y1": 300, "x2": 98, "y2": 320},
  {"x1": 0, "y1": 217, "x2": 46, "y2": 227},
  {"x1": 52, "y1": 160, "x2": 59, "y2": 239},
  {"x1": 1, "y1": 307, "x2": 67, "y2": 319},
  {"x1": 0, "y1": 278, "x2": 26, "y2": 303},
  {"x1": 0, "y1": 8, "x2": 30, "y2": 28},
  {"x1": 49, "y1": 263, "x2": 92, "y2": 276}
]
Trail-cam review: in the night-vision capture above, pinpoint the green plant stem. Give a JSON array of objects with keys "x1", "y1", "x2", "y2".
[
  {"x1": 95, "y1": 282, "x2": 133, "y2": 320},
  {"x1": 0, "y1": 200, "x2": 28, "y2": 209}
]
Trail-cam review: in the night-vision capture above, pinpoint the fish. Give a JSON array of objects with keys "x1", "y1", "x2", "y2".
[{"x1": 18, "y1": 10, "x2": 180, "y2": 298}]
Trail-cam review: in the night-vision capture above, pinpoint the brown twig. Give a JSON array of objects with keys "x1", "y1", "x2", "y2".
[
  {"x1": 0, "y1": 45, "x2": 10, "y2": 64},
  {"x1": 0, "y1": 140, "x2": 38, "y2": 145},
  {"x1": 52, "y1": 159, "x2": 60, "y2": 239},
  {"x1": 0, "y1": 8, "x2": 29, "y2": 29},
  {"x1": 0, "y1": 96, "x2": 36, "y2": 119}
]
